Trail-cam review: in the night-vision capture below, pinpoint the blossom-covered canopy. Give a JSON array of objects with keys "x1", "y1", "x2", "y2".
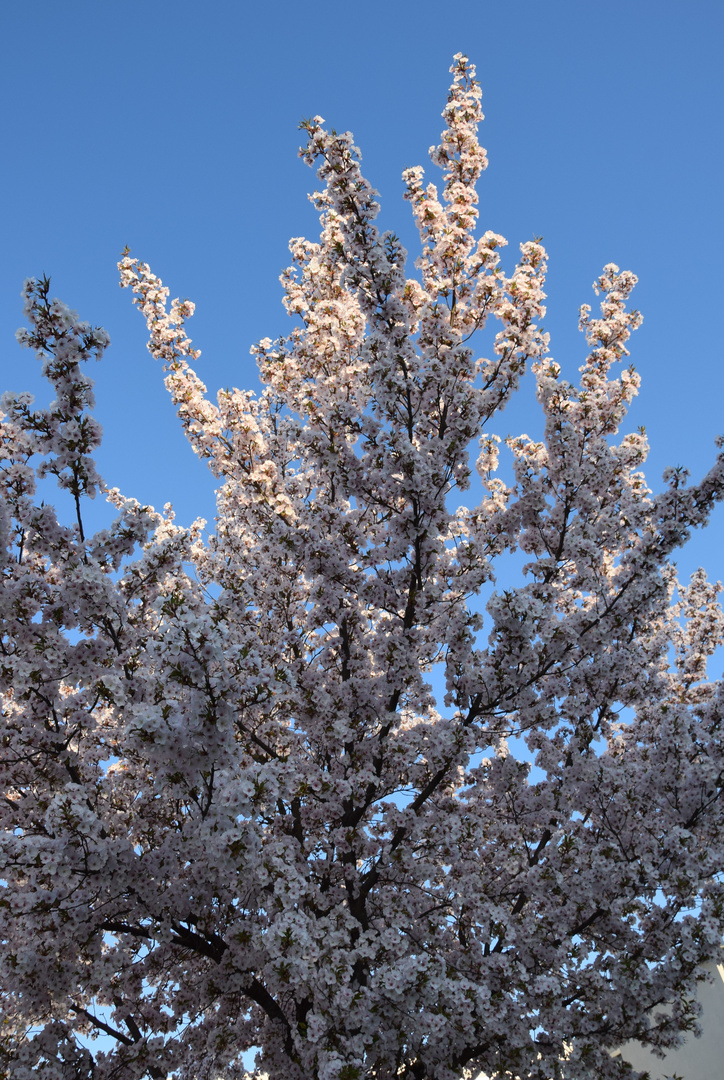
[{"x1": 2, "y1": 56, "x2": 724, "y2": 1080}]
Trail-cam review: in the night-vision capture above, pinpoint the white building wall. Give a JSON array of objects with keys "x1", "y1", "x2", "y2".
[
  {"x1": 613, "y1": 958, "x2": 724, "y2": 1079},
  {"x1": 474, "y1": 957, "x2": 724, "y2": 1079}
]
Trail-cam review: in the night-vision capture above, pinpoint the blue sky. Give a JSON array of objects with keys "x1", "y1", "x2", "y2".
[
  {"x1": 1, "y1": 0, "x2": 723, "y2": 586},
  {"x1": 0, "y1": 7, "x2": 722, "y2": 1060}
]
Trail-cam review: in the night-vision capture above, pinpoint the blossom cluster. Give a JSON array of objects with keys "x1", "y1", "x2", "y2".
[{"x1": 3, "y1": 55, "x2": 724, "y2": 1080}]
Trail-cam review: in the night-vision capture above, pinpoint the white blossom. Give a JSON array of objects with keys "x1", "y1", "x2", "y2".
[{"x1": 2, "y1": 55, "x2": 724, "y2": 1080}]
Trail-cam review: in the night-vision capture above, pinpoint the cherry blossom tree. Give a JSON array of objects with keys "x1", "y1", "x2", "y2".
[{"x1": 3, "y1": 54, "x2": 724, "y2": 1080}]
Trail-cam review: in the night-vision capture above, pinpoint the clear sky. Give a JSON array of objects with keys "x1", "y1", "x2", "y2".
[{"x1": 1, "y1": 0, "x2": 723, "y2": 588}]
